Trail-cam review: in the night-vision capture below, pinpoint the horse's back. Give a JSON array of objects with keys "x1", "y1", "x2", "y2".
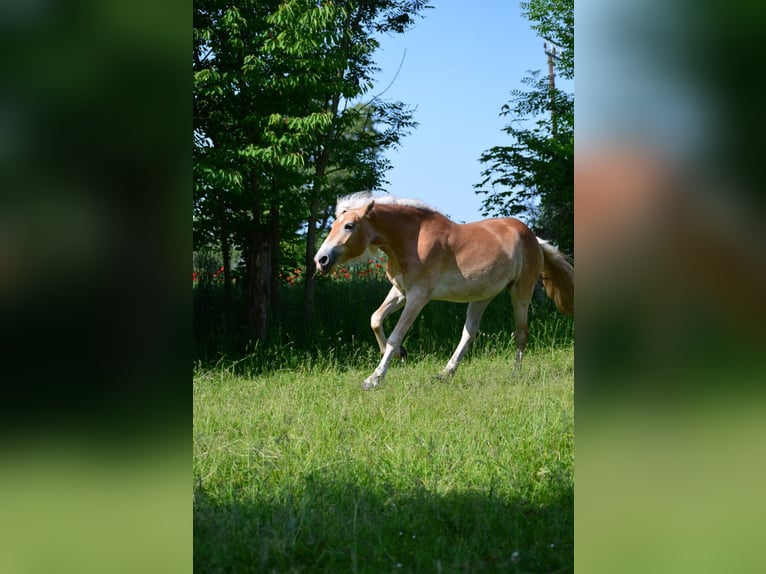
[
  {"x1": 425, "y1": 216, "x2": 542, "y2": 302},
  {"x1": 448, "y1": 217, "x2": 538, "y2": 263}
]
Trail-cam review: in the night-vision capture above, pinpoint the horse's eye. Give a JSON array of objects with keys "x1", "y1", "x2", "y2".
[{"x1": 344, "y1": 222, "x2": 355, "y2": 231}]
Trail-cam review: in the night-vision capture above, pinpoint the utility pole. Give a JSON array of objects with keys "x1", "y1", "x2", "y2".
[{"x1": 544, "y1": 42, "x2": 558, "y2": 139}]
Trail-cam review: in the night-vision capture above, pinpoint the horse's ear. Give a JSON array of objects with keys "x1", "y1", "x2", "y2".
[{"x1": 364, "y1": 201, "x2": 375, "y2": 216}]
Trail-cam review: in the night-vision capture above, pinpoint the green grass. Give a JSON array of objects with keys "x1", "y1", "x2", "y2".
[
  {"x1": 193, "y1": 277, "x2": 574, "y2": 374},
  {"x1": 193, "y1": 345, "x2": 573, "y2": 573}
]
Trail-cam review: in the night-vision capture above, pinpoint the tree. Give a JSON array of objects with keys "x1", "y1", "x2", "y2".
[
  {"x1": 474, "y1": 0, "x2": 573, "y2": 256},
  {"x1": 522, "y1": 0, "x2": 573, "y2": 81},
  {"x1": 193, "y1": 0, "x2": 428, "y2": 341}
]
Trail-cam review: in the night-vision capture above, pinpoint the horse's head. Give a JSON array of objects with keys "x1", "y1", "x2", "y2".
[{"x1": 314, "y1": 201, "x2": 374, "y2": 274}]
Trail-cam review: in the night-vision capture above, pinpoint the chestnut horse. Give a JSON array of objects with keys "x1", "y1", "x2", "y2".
[{"x1": 314, "y1": 192, "x2": 574, "y2": 390}]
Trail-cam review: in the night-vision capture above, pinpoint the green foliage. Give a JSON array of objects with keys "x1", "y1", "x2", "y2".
[
  {"x1": 193, "y1": 0, "x2": 428, "y2": 230},
  {"x1": 193, "y1": 0, "x2": 429, "y2": 338},
  {"x1": 475, "y1": 0, "x2": 574, "y2": 256},
  {"x1": 522, "y1": 0, "x2": 574, "y2": 79}
]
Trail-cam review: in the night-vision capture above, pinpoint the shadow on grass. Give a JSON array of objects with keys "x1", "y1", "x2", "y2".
[{"x1": 194, "y1": 477, "x2": 573, "y2": 573}]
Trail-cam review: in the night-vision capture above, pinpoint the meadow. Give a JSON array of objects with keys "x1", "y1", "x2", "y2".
[{"x1": 193, "y1": 267, "x2": 574, "y2": 573}]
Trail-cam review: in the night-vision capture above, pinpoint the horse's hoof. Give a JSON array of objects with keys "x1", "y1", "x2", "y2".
[
  {"x1": 398, "y1": 346, "x2": 407, "y2": 362},
  {"x1": 361, "y1": 377, "x2": 381, "y2": 391},
  {"x1": 434, "y1": 370, "x2": 454, "y2": 381}
]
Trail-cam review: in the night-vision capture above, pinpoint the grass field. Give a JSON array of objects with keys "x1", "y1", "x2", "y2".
[{"x1": 193, "y1": 344, "x2": 573, "y2": 573}]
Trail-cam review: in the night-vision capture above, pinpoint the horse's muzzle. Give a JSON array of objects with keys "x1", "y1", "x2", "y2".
[{"x1": 313, "y1": 248, "x2": 337, "y2": 273}]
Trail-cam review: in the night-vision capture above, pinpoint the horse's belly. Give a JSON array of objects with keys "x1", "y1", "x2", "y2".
[{"x1": 430, "y1": 273, "x2": 508, "y2": 302}]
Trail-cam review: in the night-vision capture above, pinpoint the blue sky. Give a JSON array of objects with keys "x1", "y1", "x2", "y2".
[{"x1": 369, "y1": 1, "x2": 571, "y2": 223}]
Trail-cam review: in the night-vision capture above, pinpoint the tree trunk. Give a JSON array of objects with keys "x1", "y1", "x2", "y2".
[
  {"x1": 301, "y1": 7, "x2": 366, "y2": 329},
  {"x1": 304, "y1": 189, "x2": 321, "y2": 330},
  {"x1": 216, "y1": 190, "x2": 233, "y2": 335},
  {"x1": 246, "y1": 177, "x2": 272, "y2": 342},
  {"x1": 217, "y1": 191, "x2": 231, "y2": 291},
  {"x1": 247, "y1": 226, "x2": 272, "y2": 341},
  {"x1": 269, "y1": 188, "x2": 281, "y2": 326},
  {"x1": 303, "y1": 91, "x2": 339, "y2": 328}
]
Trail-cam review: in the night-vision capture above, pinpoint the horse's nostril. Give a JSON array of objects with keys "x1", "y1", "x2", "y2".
[{"x1": 318, "y1": 255, "x2": 328, "y2": 266}]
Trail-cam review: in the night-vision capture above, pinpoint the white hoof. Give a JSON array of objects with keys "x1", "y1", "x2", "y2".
[
  {"x1": 361, "y1": 376, "x2": 381, "y2": 391},
  {"x1": 435, "y1": 369, "x2": 455, "y2": 380}
]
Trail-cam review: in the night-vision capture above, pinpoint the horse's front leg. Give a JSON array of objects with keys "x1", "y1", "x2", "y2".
[
  {"x1": 370, "y1": 285, "x2": 406, "y2": 358},
  {"x1": 363, "y1": 290, "x2": 429, "y2": 390}
]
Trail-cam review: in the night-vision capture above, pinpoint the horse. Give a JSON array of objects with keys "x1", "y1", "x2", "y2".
[{"x1": 314, "y1": 192, "x2": 574, "y2": 390}]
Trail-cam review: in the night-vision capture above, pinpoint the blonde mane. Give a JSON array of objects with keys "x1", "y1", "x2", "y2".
[{"x1": 335, "y1": 191, "x2": 439, "y2": 218}]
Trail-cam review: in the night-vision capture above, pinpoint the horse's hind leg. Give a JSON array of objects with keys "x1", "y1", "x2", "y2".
[
  {"x1": 371, "y1": 285, "x2": 406, "y2": 358},
  {"x1": 439, "y1": 297, "x2": 493, "y2": 378}
]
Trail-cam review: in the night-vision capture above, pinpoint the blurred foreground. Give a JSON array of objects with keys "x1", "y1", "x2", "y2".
[
  {"x1": 0, "y1": 1, "x2": 189, "y2": 572},
  {"x1": 577, "y1": 0, "x2": 766, "y2": 572}
]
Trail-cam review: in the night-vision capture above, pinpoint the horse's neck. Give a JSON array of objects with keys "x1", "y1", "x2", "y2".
[
  {"x1": 369, "y1": 206, "x2": 413, "y2": 254},
  {"x1": 369, "y1": 205, "x2": 431, "y2": 262}
]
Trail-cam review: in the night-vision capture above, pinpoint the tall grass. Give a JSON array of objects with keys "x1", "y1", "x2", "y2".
[
  {"x1": 193, "y1": 277, "x2": 574, "y2": 375},
  {"x1": 194, "y1": 275, "x2": 574, "y2": 572},
  {"x1": 194, "y1": 348, "x2": 574, "y2": 573}
]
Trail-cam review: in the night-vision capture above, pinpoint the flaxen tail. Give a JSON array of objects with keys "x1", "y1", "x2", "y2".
[{"x1": 537, "y1": 238, "x2": 574, "y2": 315}]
